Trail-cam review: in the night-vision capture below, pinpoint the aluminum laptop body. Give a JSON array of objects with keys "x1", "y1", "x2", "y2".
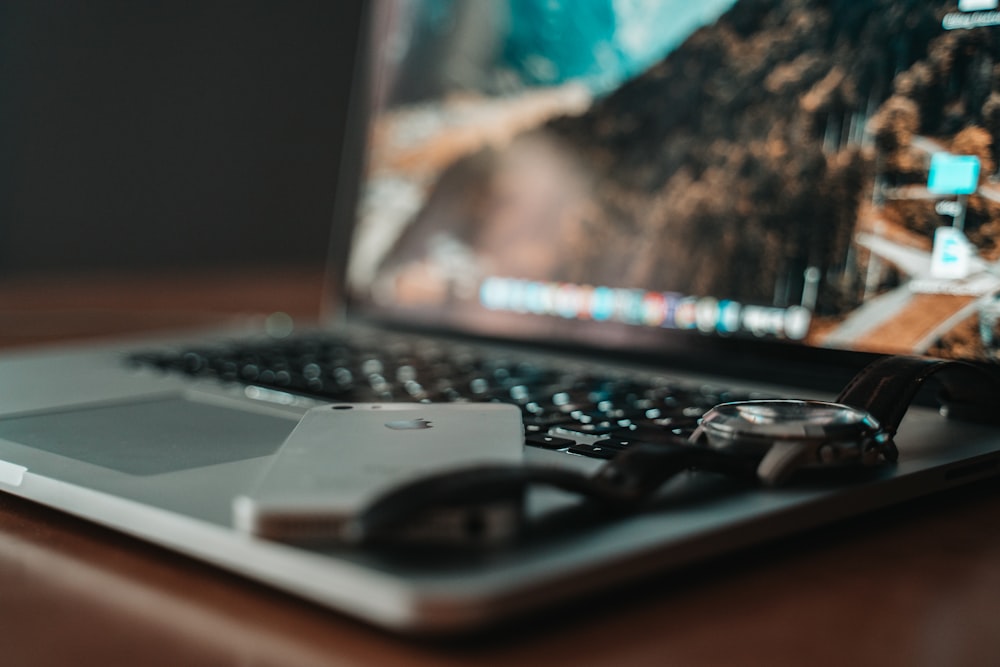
[{"x1": 3, "y1": 0, "x2": 1000, "y2": 634}]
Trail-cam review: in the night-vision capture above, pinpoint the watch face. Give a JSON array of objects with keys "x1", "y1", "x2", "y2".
[{"x1": 699, "y1": 399, "x2": 882, "y2": 443}]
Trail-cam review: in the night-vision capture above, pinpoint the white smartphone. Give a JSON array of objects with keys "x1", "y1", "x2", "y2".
[{"x1": 232, "y1": 402, "x2": 524, "y2": 544}]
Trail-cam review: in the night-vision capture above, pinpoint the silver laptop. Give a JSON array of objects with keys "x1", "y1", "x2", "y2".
[{"x1": 3, "y1": 0, "x2": 1000, "y2": 634}]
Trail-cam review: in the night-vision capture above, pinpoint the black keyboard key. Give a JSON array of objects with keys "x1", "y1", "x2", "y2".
[
  {"x1": 551, "y1": 423, "x2": 620, "y2": 439},
  {"x1": 525, "y1": 434, "x2": 575, "y2": 450},
  {"x1": 613, "y1": 422, "x2": 697, "y2": 444},
  {"x1": 568, "y1": 442, "x2": 620, "y2": 460},
  {"x1": 521, "y1": 412, "x2": 574, "y2": 432},
  {"x1": 591, "y1": 437, "x2": 632, "y2": 451}
]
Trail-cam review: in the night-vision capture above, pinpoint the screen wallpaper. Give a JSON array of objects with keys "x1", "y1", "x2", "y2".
[{"x1": 348, "y1": 0, "x2": 1000, "y2": 362}]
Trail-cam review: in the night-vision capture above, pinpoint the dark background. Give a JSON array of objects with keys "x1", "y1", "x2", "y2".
[{"x1": 0, "y1": 1, "x2": 363, "y2": 278}]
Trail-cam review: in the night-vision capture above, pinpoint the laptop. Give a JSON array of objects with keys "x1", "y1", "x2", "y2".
[{"x1": 3, "y1": 0, "x2": 1000, "y2": 634}]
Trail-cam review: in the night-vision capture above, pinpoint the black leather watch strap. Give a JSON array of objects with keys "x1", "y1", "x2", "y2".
[{"x1": 835, "y1": 355, "x2": 1000, "y2": 437}]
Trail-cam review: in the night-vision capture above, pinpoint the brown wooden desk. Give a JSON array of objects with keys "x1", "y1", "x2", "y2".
[{"x1": 2, "y1": 270, "x2": 1000, "y2": 666}]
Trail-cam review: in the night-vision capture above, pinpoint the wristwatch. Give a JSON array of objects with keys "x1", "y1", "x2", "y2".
[{"x1": 693, "y1": 356, "x2": 1000, "y2": 485}]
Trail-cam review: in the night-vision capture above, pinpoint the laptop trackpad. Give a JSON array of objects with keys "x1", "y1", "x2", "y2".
[{"x1": 0, "y1": 396, "x2": 296, "y2": 475}]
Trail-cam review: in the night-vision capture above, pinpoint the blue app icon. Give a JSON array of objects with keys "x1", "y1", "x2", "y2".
[
  {"x1": 928, "y1": 154, "x2": 981, "y2": 195},
  {"x1": 959, "y1": 0, "x2": 999, "y2": 12}
]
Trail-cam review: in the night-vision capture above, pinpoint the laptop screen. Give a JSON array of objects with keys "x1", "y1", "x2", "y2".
[{"x1": 345, "y1": 0, "x2": 1000, "y2": 364}]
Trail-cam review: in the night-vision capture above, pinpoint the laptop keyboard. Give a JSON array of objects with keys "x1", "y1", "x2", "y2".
[{"x1": 130, "y1": 333, "x2": 768, "y2": 460}]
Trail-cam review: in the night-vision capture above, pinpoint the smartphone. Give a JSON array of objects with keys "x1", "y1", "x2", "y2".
[{"x1": 232, "y1": 402, "x2": 524, "y2": 545}]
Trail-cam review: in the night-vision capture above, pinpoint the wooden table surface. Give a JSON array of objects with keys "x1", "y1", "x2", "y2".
[{"x1": 2, "y1": 269, "x2": 1000, "y2": 666}]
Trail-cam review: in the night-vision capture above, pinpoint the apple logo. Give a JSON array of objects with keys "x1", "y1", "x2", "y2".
[{"x1": 384, "y1": 418, "x2": 433, "y2": 430}]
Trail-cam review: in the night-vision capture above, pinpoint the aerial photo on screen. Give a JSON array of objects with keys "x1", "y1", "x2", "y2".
[{"x1": 349, "y1": 0, "x2": 1000, "y2": 361}]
